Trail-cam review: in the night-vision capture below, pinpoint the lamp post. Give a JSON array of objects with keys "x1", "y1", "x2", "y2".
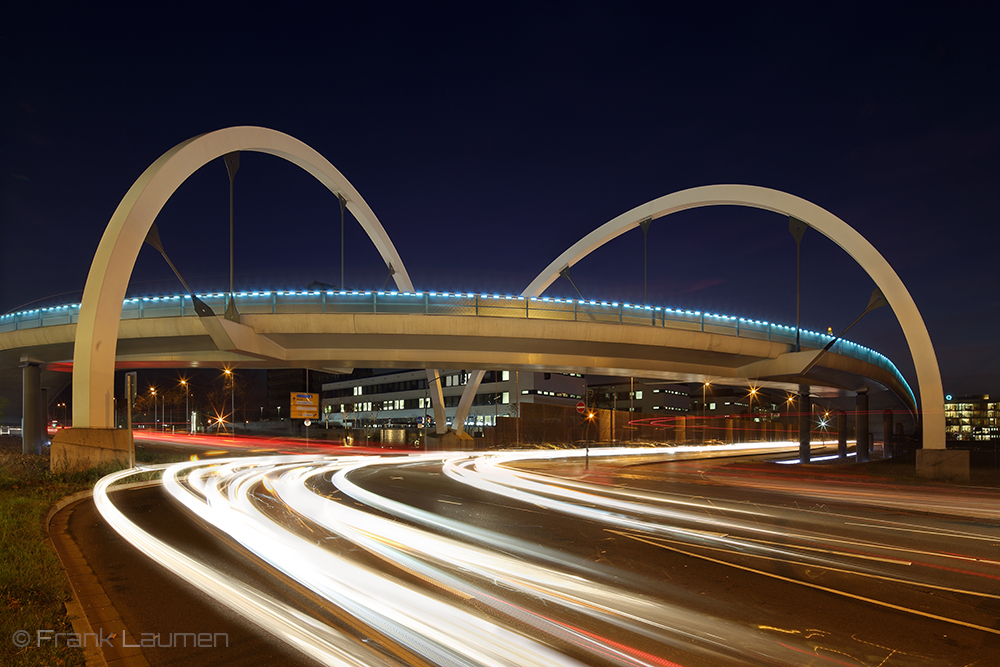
[
  {"x1": 747, "y1": 386, "x2": 758, "y2": 442},
  {"x1": 786, "y1": 394, "x2": 796, "y2": 441},
  {"x1": 150, "y1": 388, "x2": 156, "y2": 431},
  {"x1": 224, "y1": 369, "x2": 235, "y2": 434},
  {"x1": 702, "y1": 382, "x2": 710, "y2": 444},
  {"x1": 585, "y1": 411, "x2": 595, "y2": 468},
  {"x1": 180, "y1": 380, "x2": 189, "y2": 434}
]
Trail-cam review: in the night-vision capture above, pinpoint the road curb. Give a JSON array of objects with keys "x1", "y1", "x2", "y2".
[{"x1": 46, "y1": 476, "x2": 162, "y2": 667}]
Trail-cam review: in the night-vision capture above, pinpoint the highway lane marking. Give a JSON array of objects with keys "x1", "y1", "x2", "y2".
[
  {"x1": 769, "y1": 529, "x2": 1000, "y2": 567},
  {"x1": 663, "y1": 500, "x2": 1000, "y2": 566},
  {"x1": 844, "y1": 521, "x2": 1000, "y2": 543},
  {"x1": 437, "y1": 499, "x2": 463, "y2": 505},
  {"x1": 757, "y1": 626, "x2": 828, "y2": 640},
  {"x1": 738, "y1": 536, "x2": 912, "y2": 565},
  {"x1": 616, "y1": 531, "x2": 1000, "y2": 636},
  {"x1": 610, "y1": 530, "x2": 1000, "y2": 603}
]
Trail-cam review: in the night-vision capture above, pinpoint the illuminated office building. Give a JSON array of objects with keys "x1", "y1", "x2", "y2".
[{"x1": 945, "y1": 394, "x2": 999, "y2": 442}]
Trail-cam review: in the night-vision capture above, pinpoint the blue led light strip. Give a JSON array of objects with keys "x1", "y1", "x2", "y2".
[{"x1": 0, "y1": 288, "x2": 912, "y2": 404}]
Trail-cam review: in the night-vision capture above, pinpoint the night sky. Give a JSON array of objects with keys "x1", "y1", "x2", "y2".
[{"x1": 3, "y1": 4, "x2": 998, "y2": 399}]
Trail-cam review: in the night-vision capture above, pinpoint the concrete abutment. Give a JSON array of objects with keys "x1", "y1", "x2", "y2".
[{"x1": 51, "y1": 428, "x2": 133, "y2": 472}]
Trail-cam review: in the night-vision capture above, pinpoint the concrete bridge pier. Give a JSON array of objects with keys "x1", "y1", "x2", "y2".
[
  {"x1": 883, "y1": 410, "x2": 895, "y2": 458},
  {"x1": 39, "y1": 387, "x2": 48, "y2": 447},
  {"x1": 856, "y1": 390, "x2": 869, "y2": 463},
  {"x1": 837, "y1": 411, "x2": 848, "y2": 460},
  {"x1": 21, "y1": 360, "x2": 42, "y2": 455},
  {"x1": 798, "y1": 389, "x2": 811, "y2": 463}
]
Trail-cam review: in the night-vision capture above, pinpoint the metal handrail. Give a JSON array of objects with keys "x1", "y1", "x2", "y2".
[{"x1": 0, "y1": 289, "x2": 915, "y2": 405}]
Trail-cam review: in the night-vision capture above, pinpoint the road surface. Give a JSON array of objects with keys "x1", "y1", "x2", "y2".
[{"x1": 87, "y1": 444, "x2": 999, "y2": 666}]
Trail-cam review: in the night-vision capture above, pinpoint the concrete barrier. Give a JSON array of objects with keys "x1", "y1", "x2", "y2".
[
  {"x1": 915, "y1": 449, "x2": 970, "y2": 482},
  {"x1": 51, "y1": 428, "x2": 132, "y2": 472}
]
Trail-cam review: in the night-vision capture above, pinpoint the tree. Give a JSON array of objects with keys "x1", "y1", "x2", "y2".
[{"x1": 361, "y1": 400, "x2": 383, "y2": 442}]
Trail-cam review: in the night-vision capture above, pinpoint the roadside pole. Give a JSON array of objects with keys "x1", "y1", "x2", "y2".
[{"x1": 125, "y1": 372, "x2": 137, "y2": 468}]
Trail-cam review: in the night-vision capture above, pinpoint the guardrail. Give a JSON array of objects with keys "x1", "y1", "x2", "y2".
[{"x1": 1, "y1": 289, "x2": 914, "y2": 405}]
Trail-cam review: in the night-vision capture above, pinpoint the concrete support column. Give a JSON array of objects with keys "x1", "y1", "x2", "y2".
[
  {"x1": 798, "y1": 389, "x2": 811, "y2": 463},
  {"x1": 39, "y1": 388, "x2": 49, "y2": 448},
  {"x1": 856, "y1": 390, "x2": 869, "y2": 463},
  {"x1": 883, "y1": 410, "x2": 894, "y2": 458},
  {"x1": 21, "y1": 362, "x2": 42, "y2": 455},
  {"x1": 837, "y1": 411, "x2": 848, "y2": 460}
]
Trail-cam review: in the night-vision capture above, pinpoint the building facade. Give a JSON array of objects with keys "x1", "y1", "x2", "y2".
[
  {"x1": 945, "y1": 394, "x2": 999, "y2": 443},
  {"x1": 320, "y1": 369, "x2": 586, "y2": 430},
  {"x1": 586, "y1": 379, "x2": 691, "y2": 415}
]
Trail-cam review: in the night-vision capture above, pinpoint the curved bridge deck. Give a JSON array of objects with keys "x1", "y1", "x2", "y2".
[{"x1": 2, "y1": 289, "x2": 915, "y2": 411}]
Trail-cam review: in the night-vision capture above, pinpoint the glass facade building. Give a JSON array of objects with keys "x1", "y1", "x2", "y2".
[{"x1": 945, "y1": 394, "x2": 999, "y2": 442}]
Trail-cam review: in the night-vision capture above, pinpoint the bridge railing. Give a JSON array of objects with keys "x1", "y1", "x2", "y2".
[{"x1": 0, "y1": 289, "x2": 913, "y2": 404}]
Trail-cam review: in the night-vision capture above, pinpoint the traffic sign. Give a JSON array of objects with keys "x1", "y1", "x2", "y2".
[
  {"x1": 290, "y1": 392, "x2": 319, "y2": 420},
  {"x1": 576, "y1": 401, "x2": 586, "y2": 414}
]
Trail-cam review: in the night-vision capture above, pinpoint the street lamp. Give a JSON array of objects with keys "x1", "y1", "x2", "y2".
[
  {"x1": 150, "y1": 388, "x2": 156, "y2": 431},
  {"x1": 223, "y1": 369, "x2": 235, "y2": 434},
  {"x1": 585, "y1": 410, "x2": 596, "y2": 468},
  {"x1": 702, "y1": 382, "x2": 711, "y2": 444},
  {"x1": 180, "y1": 379, "x2": 189, "y2": 434},
  {"x1": 747, "y1": 386, "x2": 759, "y2": 442},
  {"x1": 786, "y1": 394, "x2": 796, "y2": 441}
]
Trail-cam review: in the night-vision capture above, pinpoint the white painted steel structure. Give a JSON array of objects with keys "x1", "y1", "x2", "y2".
[
  {"x1": 519, "y1": 185, "x2": 944, "y2": 449},
  {"x1": 46, "y1": 125, "x2": 940, "y2": 450},
  {"x1": 69, "y1": 127, "x2": 429, "y2": 430}
]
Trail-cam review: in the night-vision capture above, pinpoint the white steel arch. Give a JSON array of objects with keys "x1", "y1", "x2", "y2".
[
  {"x1": 73, "y1": 126, "x2": 418, "y2": 429},
  {"x1": 457, "y1": 185, "x2": 944, "y2": 449}
]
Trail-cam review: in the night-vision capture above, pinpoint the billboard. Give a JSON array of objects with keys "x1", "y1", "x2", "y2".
[{"x1": 289, "y1": 392, "x2": 319, "y2": 420}]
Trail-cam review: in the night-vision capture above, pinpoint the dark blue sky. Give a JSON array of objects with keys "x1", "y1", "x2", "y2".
[{"x1": 2, "y1": 3, "x2": 998, "y2": 397}]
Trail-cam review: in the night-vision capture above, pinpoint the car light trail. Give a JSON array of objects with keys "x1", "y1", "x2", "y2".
[{"x1": 94, "y1": 446, "x2": 1000, "y2": 666}]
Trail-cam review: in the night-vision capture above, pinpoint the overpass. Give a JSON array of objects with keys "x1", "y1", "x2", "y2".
[
  {"x1": 2, "y1": 287, "x2": 916, "y2": 454},
  {"x1": 0, "y1": 287, "x2": 915, "y2": 403},
  {"x1": 0, "y1": 126, "x2": 961, "y2": 478}
]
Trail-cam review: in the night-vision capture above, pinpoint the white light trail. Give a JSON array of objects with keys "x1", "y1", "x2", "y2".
[{"x1": 93, "y1": 445, "x2": 1000, "y2": 666}]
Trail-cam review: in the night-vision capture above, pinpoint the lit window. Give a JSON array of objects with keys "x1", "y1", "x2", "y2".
[
  {"x1": 353, "y1": 386, "x2": 362, "y2": 396},
  {"x1": 501, "y1": 371, "x2": 510, "y2": 381},
  {"x1": 636, "y1": 391, "x2": 643, "y2": 400},
  {"x1": 502, "y1": 392, "x2": 510, "y2": 404}
]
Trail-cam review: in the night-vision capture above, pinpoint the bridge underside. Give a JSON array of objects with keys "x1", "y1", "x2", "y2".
[{"x1": 2, "y1": 313, "x2": 913, "y2": 409}]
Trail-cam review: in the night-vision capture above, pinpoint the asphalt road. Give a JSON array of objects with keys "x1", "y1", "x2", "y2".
[
  {"x1": 72, "y1": 445, "x2": 1000, "y2": 666},
  {"x1": 65, "y1": 487, "x2": 326, "y2": 666}
]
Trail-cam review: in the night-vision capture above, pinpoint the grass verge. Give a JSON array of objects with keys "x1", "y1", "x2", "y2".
[{"x1": 0, "y1": 435, "x2": 128, "y2": 667}]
